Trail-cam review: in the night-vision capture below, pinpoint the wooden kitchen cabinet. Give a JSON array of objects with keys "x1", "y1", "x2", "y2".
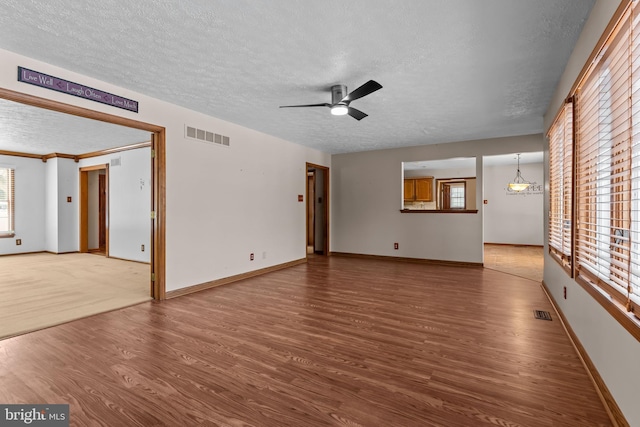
[
  {"x1": 415, "y1": 177, "x2": 433, "y2": 201},
  {"x1": 404, "y1": 177, "x2": 433, "y2": 202},
  {"x1": 404, "y1": 179, "x2": 416, "y2": 201}
]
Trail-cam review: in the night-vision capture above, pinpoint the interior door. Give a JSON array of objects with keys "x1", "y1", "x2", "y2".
[
  {"x1": 98, "y1": 173, "x2": 106, "y2": 250},
  {"x1": 441, "y1": 183, "x2": 452, "y2": 209},
  {"x1": 307, "y1": 171, "x2": 315, "y2": 250},
  {"x1": 79, "y1": 164, "x2": 108, "y2": 255}
]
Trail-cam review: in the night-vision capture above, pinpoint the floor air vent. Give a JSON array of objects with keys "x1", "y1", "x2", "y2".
[
  {"x1": 185, "y1": 125, "x2": 230, "y2": 147},
  {"x1": 533, "y1": 310, "x2": 552, "y2": 321}
]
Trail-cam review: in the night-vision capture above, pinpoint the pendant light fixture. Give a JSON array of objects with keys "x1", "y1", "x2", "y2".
[{"x1": 508, "y1": 154, "x2": 530, "y2": 192}]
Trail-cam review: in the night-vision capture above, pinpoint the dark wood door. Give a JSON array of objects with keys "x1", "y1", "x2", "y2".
[
  {"x1": 307, "y1": 172, "x2": 315, "y2": 248},
  {"x1": 441, "y1": 183, "x2": 451, "y2": 209},
  {"x1": 98, "y1": 174, "x2": 106, "y2": 250}
]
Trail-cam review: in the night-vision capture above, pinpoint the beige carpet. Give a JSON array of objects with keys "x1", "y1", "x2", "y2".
[{"x1": 0, "y1": 252, "x2": 151, "y2": 340}]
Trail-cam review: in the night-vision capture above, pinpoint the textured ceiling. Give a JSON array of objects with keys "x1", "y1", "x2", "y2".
[
  {"x1": 0, "y1": 98, "x2": 150, "y2": 155},
  {"x1": 404, "y1": 152, "x2": 543, "y2": 170},
  {"x1": 0, "y1": 0, "x2": 594, "y2": 154}
]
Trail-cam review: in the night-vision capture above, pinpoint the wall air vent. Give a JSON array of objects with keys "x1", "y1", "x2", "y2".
[
  {"x1": 185, "y1": 125, "x2": 230, "y2": 147},
  {"x1": 110, "y1": 157, "x2": 121, "y2": 167}
]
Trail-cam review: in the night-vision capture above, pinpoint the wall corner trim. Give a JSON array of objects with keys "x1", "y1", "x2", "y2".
[{"x1": 540, "y1": 281, "x2": 629, "y2": 427}]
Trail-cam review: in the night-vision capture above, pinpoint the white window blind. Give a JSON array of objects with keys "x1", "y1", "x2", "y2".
[
  {"x1": 548, "y1": 100, "x2": 573, "y2": 263},
  {"x1": 0, "y1": 167, "x2": 15, "y2": 238},
  {"x1": 575, "y1": 2, "x2": 639, "y2": 315}
]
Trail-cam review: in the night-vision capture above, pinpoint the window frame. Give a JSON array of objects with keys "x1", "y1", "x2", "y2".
[
  {"x1": 0, "y1": 167, "x2": 15, "y2": 238},
  {"x1": 547, "y1": 98, "x2": 574, "y2": 275},
  {"x1": 555, "y1": 0, "x2": 640, "y2": 340},
  {"x1": 441, "y1": 181, "x2": 466, "y2": 210}
]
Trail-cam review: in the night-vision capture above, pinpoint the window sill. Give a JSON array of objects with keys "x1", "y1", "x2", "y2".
[
  {"x1": 0, "y1": 233, "x2": 16, "y2": 239},
  {"x1": 575, "y1": 274, "x2": 640, "y2": 343},
  {"x1": 400, "y1": 209, "x2": 478, "y2": 214}
]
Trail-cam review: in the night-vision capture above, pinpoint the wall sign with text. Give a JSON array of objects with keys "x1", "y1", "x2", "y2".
[{"x1": 18, "y1": 66, "x2": 138, "y2": 113}]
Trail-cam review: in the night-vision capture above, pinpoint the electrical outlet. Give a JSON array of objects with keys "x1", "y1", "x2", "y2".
[
  {"x1": 16, "y1": 239, "x2": 22, "y2": 246},
  {"x1": 394, "y1": 242, "x2": 399, "y2": 250},
  {"x1": 262, "y1": 251, "x2": 266, "y2": 259},
  {"x1": 141, "y1": 244, "x2": 145, "y2": 252},
  {"x1": 250, "y1": 253, "x2": 254, "y2": 261}
]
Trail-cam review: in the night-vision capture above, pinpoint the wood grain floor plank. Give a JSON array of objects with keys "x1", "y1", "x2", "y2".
[{"x1": 0, "y1": 256, "x2": 612, "y2": 426}]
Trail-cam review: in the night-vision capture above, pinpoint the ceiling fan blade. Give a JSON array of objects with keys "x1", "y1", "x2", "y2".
[
  {"x1": 279, "y1": 103, "x2": 330, "y2": 108},
  {"x1": 347, "y1": 107, "x2": 368, "y2": 121},
  {"x1": 342, "y1": 80, "x2": 382, "y2": 103}
]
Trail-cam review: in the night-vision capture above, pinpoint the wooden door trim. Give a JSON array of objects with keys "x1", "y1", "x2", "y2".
[
  {"x1": 79, "y1": 165, "x2": 109, "y2": 255},
  {"x1": 98, "y1": 173, "x2": 107, "y2": 252},
  {"x1": 0, "y1": 87, "x2": 166, "y2": 300},
  {"x1": 80, "y1": 164, "x2": 108, "y2": 172},
  {"x1": 306, "y1": 163, "x2": 330, "y2": 256},
  {"x1": 307, "y1": 171, "x2": 315, "y2": 249},
  {"x1": 79, "y1": 169, "x2": 89, "y2": 253}
]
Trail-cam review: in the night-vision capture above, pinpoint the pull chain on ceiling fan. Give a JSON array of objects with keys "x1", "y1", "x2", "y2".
[{"x1": 279, "y1": 80, "x2": 382, "y2": 121}]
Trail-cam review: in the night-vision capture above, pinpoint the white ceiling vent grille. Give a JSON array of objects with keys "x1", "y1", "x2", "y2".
[{"x1": 185, "y1": 125, "x2": 230, "y2": 147}]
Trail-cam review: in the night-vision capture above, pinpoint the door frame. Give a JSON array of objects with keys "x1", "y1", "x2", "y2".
[
  {"x1": 305, "y1": 163, "x2": 329, "y2": 256},
  {"x1": 79, "y1": 164, "x2": 109, "y2": 255},
  {"x1": 307, "y1": 170, "x2": 315, "y2": 250},
  {"x1": 0, "y1": 87, "x2": 166, "y2": 300}
]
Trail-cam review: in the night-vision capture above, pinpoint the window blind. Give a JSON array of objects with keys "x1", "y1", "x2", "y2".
[
  {"x1": 575, "y1": 3, "x2": 639, "y2": 315},
  {"x1": 548, "y1": 100, "x2": 573, "y2": 264},
  {"x1": 0, "y1": 167, "x2": 15, "y2": 238}
]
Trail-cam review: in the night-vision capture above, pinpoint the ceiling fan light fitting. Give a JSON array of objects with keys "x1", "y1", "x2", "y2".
[{"x1": 331, "y1": 104, "x2": 348, "y2": 116}]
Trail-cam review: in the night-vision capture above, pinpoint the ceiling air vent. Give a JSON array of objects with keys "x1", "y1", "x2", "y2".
[
  {"x1": 110, "y1": 157, "x2": 121, "y2": 167},
  {"x1": 185, "y1": 125, "x2": 230, "y2": 147}
]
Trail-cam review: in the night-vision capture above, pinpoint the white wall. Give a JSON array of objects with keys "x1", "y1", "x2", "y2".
[
  {"x1": 57, "y1": 158, "x2": 78, "y2": 253},
  {"x1": 0, "y1": 150, "x2": 149, "y2": 261},
  {"x1": 44, "y1": 159, "x2": 58, "y2": 252},
  {"x1": 331, "y1": 134, "x2": 542, "y2": 263},
  {"x1": 543, "y1": 0, "x2": 640, "y2": 425},
  {"x1": 79, "y1": 148, "x2": 151, "y2": 263},
  {"x1": 483, "y1": 162, "x2": 543, "y2": 245},
  {"x1": 0, "y1": 156, "x2": 45, "y2": 254},
  {"x1": 43, "y1": 158, "x2": 79, "y2": 254},
  {"x1": 0, "y1": 48, "x2": 330, "y2": 292}
]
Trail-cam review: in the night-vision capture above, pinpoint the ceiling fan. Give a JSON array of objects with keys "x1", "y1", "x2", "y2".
[{"x1": 279, "y1": 80, "x2": 382, "y2": 121}]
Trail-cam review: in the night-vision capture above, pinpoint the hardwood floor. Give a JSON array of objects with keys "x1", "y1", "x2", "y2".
[
  {"x1": 0, "y1": 256, "x2": 611, "y2": 426},
  {"x1": 484, "y1": 244, "x2": 544, "y2": 282}
]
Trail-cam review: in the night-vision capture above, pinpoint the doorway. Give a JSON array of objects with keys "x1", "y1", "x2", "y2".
[
  {"x1": 0, "y1": 87, "x2": 166, "y2": 300},
  {"x1": 482, "y1": 152, "x2": 544, "y2": 282},
  {"x1": 80, "y1": 165, "x2": 109, "y2": 256},
  {"x1": 306, "y1": 163, "x2": 329, "y2": 256}
]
